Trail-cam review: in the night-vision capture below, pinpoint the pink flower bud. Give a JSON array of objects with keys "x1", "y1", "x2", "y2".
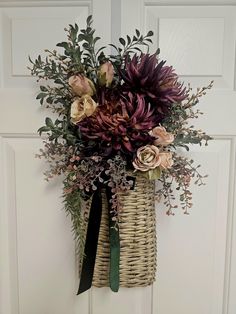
[
  {"x1": 68, "y1": 75, "x2": 95, "y2": 96},
  {"x1": 98, "y1": 61, "x2": 114, "y2": 87}
]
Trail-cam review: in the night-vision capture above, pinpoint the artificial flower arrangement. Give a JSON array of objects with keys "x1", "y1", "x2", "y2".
[{"x1": 29, "y1": 16, "x2": 212, "y2": 294}]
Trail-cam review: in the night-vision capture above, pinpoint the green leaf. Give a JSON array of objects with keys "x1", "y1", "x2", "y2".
[
  {"x1": 82, "y1": 42, "x2": 89, "y2": 49},
  {"x1": 28, "y1": 55, "x2": 33, "y2": 64},
  {"x1": 138, "y1": 167, "x2": 161, "y2": 180},
  {"x1": 46, "y1": 96, "x2": 53, "y2": 104},
  {"x1": 180, "y1": 144, "x2": 190, "y2": 151},
  {"x1": 54, "y1": 78, "x2": 63, "y2": 85},
  {"x1": 119, "y1": 37, "x2": 126, "y2": 46},
  {"x1": 108, "y1": 44, "x2": 120, "y2": 52},
  {"x1": 97, "y1": 51, "x2": 106, "y2": 63},
  {"x1": 147, "y1": 30, "x2": 154, "y2": 37},
  {"x1": 52, "y1": 129, "x2": 63, "y2": 136},
  {"x1": 94, "y1": 36, "x2": 101, "y2": 43},
  {"x1": 56, "y1": 42, "x2": 69, "y2": 50},
  {"x1": 37, "y1": 126, "x2": 51, "y2": 135},
  {"x1": 66, "y1": 134, "x2": 76, "y2": 144},
  {"x1": 36, "y1": 92, "x2": 46, "y2": 100},
  {"x1": 86, "y1": 15, "x2": 93, "y2": 26},
  {"x1": 135, "y1": 29, "x2": 140, "y2": 37},
  {"x1": 54, "y1": 119, "x2": 62, "y2": 126},
  {"x1": 77, "y1": 34, "x2": 86, "y2": 41},
  {"x1": 45, "y1": 117, "x2": 54, "y2": 128},
  {"x1": 74, "y1": 23, "x2": 79, "y2": 33},
  {"x1": 133, "y1": 47, "x2": 142, "y2": 52},
  {"x1": 40, "y1": 86, "x2": 48, "y2": 92},
  {"x1": 126, "y1": 35, "x2": 131, "y2": 45},
  {"x1": 96, "y1": 46, "x2": 106, "y2": 56},
  {"x1": 148, "y1": 167, "x2": 161, "y2": 180}
]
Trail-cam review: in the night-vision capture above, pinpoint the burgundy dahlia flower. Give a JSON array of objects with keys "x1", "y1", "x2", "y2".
[
  {"x1": 78, "y1": 92, "x2": 158, "y2": 156},
  {"x1": 120, "y1": 53, "x2": 187, "y2": 110}
]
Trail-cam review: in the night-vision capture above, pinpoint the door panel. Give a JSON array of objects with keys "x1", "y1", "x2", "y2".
[{"x1": 1, "y1": 1, "x2": 236, "y2": 314}]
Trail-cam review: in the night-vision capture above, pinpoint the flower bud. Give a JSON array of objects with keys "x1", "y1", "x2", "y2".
[
  {"x1": 98, "y1": 61, "x2": 114, "y2": 87},
  {"x1": 68, "y1": 75, "x2": 95, "y2": 96}
]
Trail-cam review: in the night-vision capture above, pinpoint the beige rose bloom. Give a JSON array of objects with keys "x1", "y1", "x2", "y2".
[
  {"x1": 133, "y1": 145, "x2": 161, "y2": 172},
  {"x1": 70, "y1": 95, "x2": 97, "y2": 124},
  {"x1": 68, "y1": 75, "x2": 95, "y2": 96},
  {"x1": 159, "y1": 152, "x2": 174, "y2": 169},
  {"x1": 150, "y1": 126, "x2": 174, "y2": 146}
]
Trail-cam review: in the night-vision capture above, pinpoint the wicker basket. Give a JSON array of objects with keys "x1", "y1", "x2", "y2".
[{"x1": 92, "y1": 175, "x2": 157, "y2": 288}]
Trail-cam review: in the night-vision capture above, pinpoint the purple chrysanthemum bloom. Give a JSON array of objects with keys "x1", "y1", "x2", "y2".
[
  {"x1": 78, "y1": 92, "x2": 157, "y2": 156},
  {"x1": 120, "y1": 53, "x2": 188, "y2": 112}
]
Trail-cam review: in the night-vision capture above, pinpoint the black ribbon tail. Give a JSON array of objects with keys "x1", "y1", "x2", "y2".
[
  {"x1": 106, "y1": 186, "x2": 120, "y2": 292},
  {"x1": 77, "y1": 187, "x2": 102, "y2": 295}
]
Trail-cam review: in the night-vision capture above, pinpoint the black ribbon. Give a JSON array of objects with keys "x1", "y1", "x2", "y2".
[
  {"x1": 77, "y1": 186, "x2": 102, "y2": 294},
  {"x1": 77, "y1": 176, "x2": 136, "y2": 295}
]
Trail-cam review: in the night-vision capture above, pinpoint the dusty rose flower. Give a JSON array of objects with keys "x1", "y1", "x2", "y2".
[
  {"x1": 133, "y1": 145, "x2": 161, "y2": 172},
  {"x1": 98, "y1": 61, "x2": 114, "y2": 87},
  {"x1": 150, "y1": 126, "x2": 174, "y2": 146},
  {"x1": 70, "y1": 95, "x2": 97, "y2": 124},
  {"x1": 159, "y1": 152, "x2": 174, "y2": 169},
  {"x1": 68, "y1": 75, "x2": 95, "y2": 96}
]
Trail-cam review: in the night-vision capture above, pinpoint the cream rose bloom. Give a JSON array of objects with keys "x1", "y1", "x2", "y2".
[
  {"x1": 70, "y1": 95, "x2": 97, "y2": 124},
  {"x1": 150, "y1": 126, "x2": 174, "y2": 146},
  {"x1": 68, "y1": 75, "x2": 95, "y2": 96},
  {"x1": 159, "y1": 152, "x2": 174, "y2": 169},
  {"x1": 133, "y1": 145, "x2": 161, "y2": 172}
]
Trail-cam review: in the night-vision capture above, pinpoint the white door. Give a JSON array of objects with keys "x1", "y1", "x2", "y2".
[{"x1": 1, "y1": 1, "x2": 236, "y2": 314}]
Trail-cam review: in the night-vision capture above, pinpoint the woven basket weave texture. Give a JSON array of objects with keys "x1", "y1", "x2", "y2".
[{"x1": 92, "y1": 175, "x2": 157, "y2": 287}]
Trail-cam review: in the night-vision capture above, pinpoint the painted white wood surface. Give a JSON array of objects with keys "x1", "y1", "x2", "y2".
[{"x1": 1, "y1": 1, "x2": 236, "y2": 314}]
